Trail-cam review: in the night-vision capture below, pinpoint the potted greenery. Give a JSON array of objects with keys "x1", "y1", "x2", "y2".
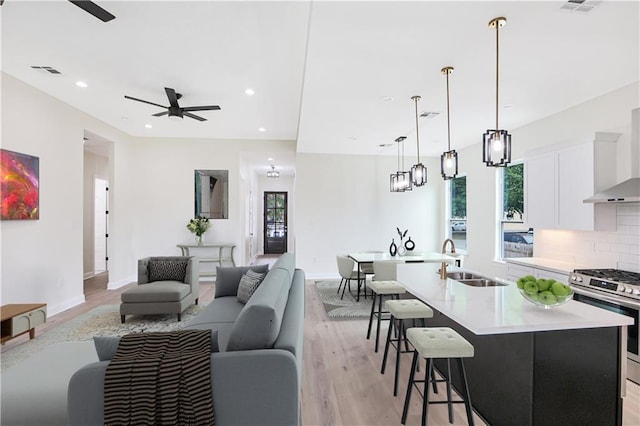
[{"x1": 187, "y1": 216, "x2": 211, "y2": 245}]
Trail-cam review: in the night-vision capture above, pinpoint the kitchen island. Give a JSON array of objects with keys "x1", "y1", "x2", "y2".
[{"x1": 396, "y1": 263, "x2": 633, "y2": 426}]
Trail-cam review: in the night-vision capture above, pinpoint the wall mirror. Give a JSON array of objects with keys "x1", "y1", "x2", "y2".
[{"x1": 195, "y1": 170, "x2": 228, "y2": 219}]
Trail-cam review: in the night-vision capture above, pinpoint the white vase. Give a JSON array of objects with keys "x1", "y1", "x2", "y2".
[{"x1": 196, "y1": 234, "x2": 204, "y2": 245}]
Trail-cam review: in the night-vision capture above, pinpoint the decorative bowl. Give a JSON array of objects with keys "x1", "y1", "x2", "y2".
[{"x1": 519, "y1": 287, "x2": 574, "y2": 309}]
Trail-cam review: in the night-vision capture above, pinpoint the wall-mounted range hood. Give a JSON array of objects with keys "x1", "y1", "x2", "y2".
[{"x1": 583, "y1": 177, "x2": 640, "y2": 203}]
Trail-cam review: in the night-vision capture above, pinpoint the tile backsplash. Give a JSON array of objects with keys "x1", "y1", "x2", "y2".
[{"x1": 535, "y1": 203, "x2": 640, "y2": 272}]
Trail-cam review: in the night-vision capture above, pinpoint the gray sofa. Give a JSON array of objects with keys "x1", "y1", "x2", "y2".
[{"x1": 67, "y1": 252, "x2": 305, "y2": 426}]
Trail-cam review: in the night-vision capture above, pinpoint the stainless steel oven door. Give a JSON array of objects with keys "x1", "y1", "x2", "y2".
[{"x1": 572, "y1": 286, "x2": 639, "y2": 385}]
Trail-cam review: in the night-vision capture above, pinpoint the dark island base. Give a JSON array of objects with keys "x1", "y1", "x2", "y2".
[{"x1": 425, "y1": 310, "x2": 624, "y2": 426}]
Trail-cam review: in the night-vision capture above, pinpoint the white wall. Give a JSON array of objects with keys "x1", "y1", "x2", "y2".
[
  {"x1": 295, "y1": 153, "x2": 443, "y2": 278},
  {"x1": 0, "y1": 73, "x2": 133, "y2": 314},
  {"x1": 457, "y1": 82, "x2": 640, "y2": 279}
]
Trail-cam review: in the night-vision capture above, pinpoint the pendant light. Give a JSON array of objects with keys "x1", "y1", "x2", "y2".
[
  {"x1": 440, "y1": 66, "x2": 458, "y2": 180},
  {"x1": 267, "y1": 165, "x2": 279, "y2": 178},
  {"x1": 390, "y1": 136, "x2": 412, "y2": 192},
  {"x1": 410, "y1": 95, "x2": 427, "y2": 186},
  {"x1": 482, "y1": 17, "x2": 511, "y2": 167}
]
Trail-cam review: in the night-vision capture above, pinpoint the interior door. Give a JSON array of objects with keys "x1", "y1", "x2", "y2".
[{"x1": 264, "y1": 192, "x2": 287, "y2": 254}]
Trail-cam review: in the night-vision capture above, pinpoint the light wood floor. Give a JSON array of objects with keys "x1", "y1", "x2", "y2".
[{"x1": 2, "y1": 273, "x2": 639, "y2": 425}]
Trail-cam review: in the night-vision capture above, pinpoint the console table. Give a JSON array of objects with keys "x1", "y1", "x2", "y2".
[
  {"x1": 177, "y1": 243, "x2": 236, "y2": 278},
  {"x1": 1, "y1": 303, "x2": 47, "y2": 344}
]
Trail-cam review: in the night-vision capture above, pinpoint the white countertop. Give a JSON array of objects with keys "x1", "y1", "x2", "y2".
[
  {"x1": 396, "y1": 263, "x2": 633, "y2": 335},
  {"x1": 505, "y1": 257, "x2": 589, "y2": 274}
]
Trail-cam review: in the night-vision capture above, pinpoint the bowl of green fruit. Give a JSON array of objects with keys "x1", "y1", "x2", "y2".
[{"x1": 516, "y1": 275, "x2": 574, "y2": 309}]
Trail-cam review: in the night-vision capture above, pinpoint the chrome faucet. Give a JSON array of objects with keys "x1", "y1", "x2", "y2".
[{"x1": 440, "y1": 238, "x2": 456, "y2": 279}]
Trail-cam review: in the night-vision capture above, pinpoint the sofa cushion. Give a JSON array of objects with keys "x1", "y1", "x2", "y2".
[
  {"x1": 93, "y1": 330, "x2": 219, "y2": 361},
  {"x1": 121, "y1": 282, "x2": 190, "y2": 303},
  {"x1": 188, "y1": 297, "x2": 245, "y2": 325},
  {"x1": 226, "y1": 268, "x2": 290, "y2": 351},
  {"x1": 215, "y1": 264, "x2": 269, "y2": 298},
  {"x1": 148, "y1": 259, "x2": 188, "y2": 282},
  {"x1": 237, "y1": 270, "x2": 266, "y2": 304}
]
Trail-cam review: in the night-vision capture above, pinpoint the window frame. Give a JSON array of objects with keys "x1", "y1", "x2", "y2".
[
  {"x1": 446, "y1": 174, "x2": 467, "y2": 254},
  {"x1": 496, "y1": 161, "x2": 533, "y2": 260}
]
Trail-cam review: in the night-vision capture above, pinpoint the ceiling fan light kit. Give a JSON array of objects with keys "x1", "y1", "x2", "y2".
[
  {"x1": 267, "y1": 165, "x2": 280, "y2": 178},
  {"x1": 440, "y1": 66, "x2": 459, "y2": 180},
  {"x1": 410, "y1": 95, "x2": 427, "y2": 187},
  {"x1": 482, "y1": 16, "x2": 512, "y2": 167},
  {"x1": 124, "y1": 87, "x2": 220, "y2": 122}
]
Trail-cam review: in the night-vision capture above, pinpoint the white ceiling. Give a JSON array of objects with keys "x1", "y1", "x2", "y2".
[{"x1": 2, "y1": 1, "x2": 639, "y2": 169}]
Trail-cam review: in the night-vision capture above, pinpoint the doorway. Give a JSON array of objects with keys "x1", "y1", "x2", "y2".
[{"x1": 263, "y1": 191, "x2": 287, "y2": 254}]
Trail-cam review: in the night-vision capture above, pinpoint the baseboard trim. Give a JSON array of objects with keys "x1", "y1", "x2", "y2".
[
  {"x1": 107, "y1": 275, "x2": 136, "y2": 290},
  {"x1": 306, "y1": 272, "x2": 340, "y2": 280},
  {"x1": 48, "y1": 296, "x2": 86, "y2": 317}
]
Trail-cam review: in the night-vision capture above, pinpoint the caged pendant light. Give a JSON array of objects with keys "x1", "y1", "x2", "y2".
[
  {"x1": 440, "y1": 66, "x2": 458, "y2": 180},
  {"x1": 390, "y1": 136, "x2": 412, "y2": 192},
  {"x1": 482, "y1": 17, "x2": 511, "y2": 167},
  {"x1": 410, "y1": 95, "x2": 427, "y2": 186}
]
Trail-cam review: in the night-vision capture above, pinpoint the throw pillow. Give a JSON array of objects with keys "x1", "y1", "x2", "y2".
[
  {"x1": 237, "y1": 270, "x2": 266, "y2": 304},
  {"x1": 215, "y1": 264, "x2": 269, "y2": 297},
  {"x1": 148, "y1": 259, "x2": 188, "y2": 282},
  {"x1": 93, "y1": 330, "x2": 219, "y2": 361}
]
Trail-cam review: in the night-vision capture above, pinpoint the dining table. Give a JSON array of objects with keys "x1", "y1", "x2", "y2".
[{"x1": 346, "y1": 251, "x2": 458, "y2": 301}]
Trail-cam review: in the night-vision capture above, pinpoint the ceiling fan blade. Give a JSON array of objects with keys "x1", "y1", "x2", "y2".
[
  {"x1": 184, "y1": 112, "x2": 207, "y2": 122},
  {"x1": 165, "y1": 88, "x2": 180, "y2": 109},
  {"x1": 68, "y1": 1, "x2": 115, "y2": 22},
  {"x1": 182, "y1": 105, "x2": 221, "y2": 112},
  {"x1": 152, "y1": 111, "x2": 169, "y2": 117},
  {"x1": 124, "y1": 95, "x2": 167, "y2": 109}
]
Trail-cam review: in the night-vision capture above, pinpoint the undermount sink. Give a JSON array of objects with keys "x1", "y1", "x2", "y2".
[
  {"x1": 457, "y1": 279, "x2": 508, "y2": 287},
  {"x1": 445, "y1": 272, "x2": 484, "y2": 280}
]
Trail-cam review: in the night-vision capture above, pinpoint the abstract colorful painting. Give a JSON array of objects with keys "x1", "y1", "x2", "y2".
[{"x1": 1, "y1": 149, "x2": 39, "y2": 220}]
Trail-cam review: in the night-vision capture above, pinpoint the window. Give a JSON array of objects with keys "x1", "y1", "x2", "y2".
[
  {"x1": 500, "y1": 163, "x2": 533, "y2": 259},
  {"x1": 448, "y1": 176, "x2": 467, "y2": 251}
]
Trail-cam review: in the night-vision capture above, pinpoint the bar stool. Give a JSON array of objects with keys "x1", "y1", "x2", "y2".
[
  {"x1": 401, "y1": 327, "x2": 475, "y2": 426},
  {"x1": 381, "y1": 299, "x2": 434, "y2": 396},
  {"x1": 366, "y1": 280, "x2": 406, "y2": 352}
]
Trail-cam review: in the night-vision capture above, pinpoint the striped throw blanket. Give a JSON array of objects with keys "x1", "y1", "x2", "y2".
[{"x1": 104, "y1": 330, "x2": 215, "y2": 426}]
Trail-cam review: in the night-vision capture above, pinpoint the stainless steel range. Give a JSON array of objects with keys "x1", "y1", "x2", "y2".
[{"x1": 569, "y1": 268, "x2": 640, "y2": 385}]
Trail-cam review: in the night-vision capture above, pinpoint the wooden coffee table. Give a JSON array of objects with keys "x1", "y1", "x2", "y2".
[{"x1": 1, "y1": 303, "x2": 47, "y2": 344}]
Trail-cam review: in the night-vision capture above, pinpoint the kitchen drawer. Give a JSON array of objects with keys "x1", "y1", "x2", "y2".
[
  {"x1": 506, "y1": 263, "x2": 534, "y2": 279},
  {"x1": 533, "y1": 269, "x2": 569, "y2": 284}
]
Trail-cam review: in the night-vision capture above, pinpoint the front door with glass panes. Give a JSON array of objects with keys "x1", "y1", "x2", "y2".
[{"x1": 263, "y1": 192, "x2": 287, "y2": 254}]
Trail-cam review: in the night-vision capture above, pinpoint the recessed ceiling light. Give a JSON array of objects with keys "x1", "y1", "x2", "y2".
[
  {"x1": 245, "y1": 88, "x2": 255, "y2": 96},
  {"x1": 380, "y1": 96, "x2": 394, "y2": 102},
  {"x1": 75, "y1": 81, "x2": 88, "y2": 88},
  {"x1": 258, "y1": 127, "x2": 266, "y2": 132},
  {"x1": 503, "y1": 104, "x2": 514, "y2": 109},
  {"x1": 267, "y1": 157, "x2": 274, "y2": 161},
  {"x1": 145, "y1": 124, "x2": 152, "y2": 129}
]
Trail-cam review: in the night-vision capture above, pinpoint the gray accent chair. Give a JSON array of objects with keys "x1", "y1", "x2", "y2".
[{"x1": 119, "y1": 256, "x2": 199, "y2": 323}]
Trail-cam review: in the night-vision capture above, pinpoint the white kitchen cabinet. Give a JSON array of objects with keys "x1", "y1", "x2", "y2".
[
  {"x1": 505, "y1": 261, "x2": 569, "y2": 284},
  {"x1": 525, "y1": 133, "x2": 618, "y2": 231}
]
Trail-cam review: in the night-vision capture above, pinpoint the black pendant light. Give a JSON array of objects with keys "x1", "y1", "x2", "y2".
[
  {"x1": 482, "y1": 17, "x2": 511, "y2": 167},
  {"x1": 410, "y1": 95, "x2": 427, "y2": 186},
  {"x1": 440, "y1": 66, "x2": 458, "y2": 180},
  {"x1": 390, "y1": 136, "x2": 412, "y2": 192}
]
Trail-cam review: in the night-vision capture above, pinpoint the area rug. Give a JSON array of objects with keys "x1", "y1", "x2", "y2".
[
  {"x1": 0, "y1": 303, "x2": 204, "y2": 372},
  {"x1": 315, "y1": 280, "x2": 372, "y2": 319}
]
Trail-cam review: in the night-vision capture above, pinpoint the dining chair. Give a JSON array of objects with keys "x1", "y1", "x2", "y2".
[{"x1": 336, "y1": 255, "x2": 365, "y2": 300}]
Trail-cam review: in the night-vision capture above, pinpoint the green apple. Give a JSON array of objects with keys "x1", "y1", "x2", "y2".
[
  {"x1": 551, "y1": 282, "x2": 572, "y2": 297},
  {"x1": 537, "y1": 279, "x2": 553, "y2": 292},
  {"x1": 524, "y1": 281, "x2": 539, "y2": 295},
  {"x1": 523, "y1": 275, "x2": 536, "y2": 282},
  {"x1": 538, "y1": 291, "x2": 558, "y2": 305},
  {"x1": 516, "y1": 277, "x2": 528, "y2": 289}
]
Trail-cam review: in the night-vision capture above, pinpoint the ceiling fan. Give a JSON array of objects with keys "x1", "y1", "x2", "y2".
[
  {"x1": 0, "y1": 0, "x2": 115, "y2": 22},
  {"x1": 124, "y1": 88, "x2": 221, "y2": 122}
]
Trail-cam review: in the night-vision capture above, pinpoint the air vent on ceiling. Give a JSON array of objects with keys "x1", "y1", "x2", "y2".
[
  {"x1": 420, "y1": 112, "x2": 440, "y2": 119},
  {"x1": 30, "y1": 66, "x2": 61, "y2": 74},
  {"x1": 560, "y1": 0, "x2": 601, "y2": 13}
]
